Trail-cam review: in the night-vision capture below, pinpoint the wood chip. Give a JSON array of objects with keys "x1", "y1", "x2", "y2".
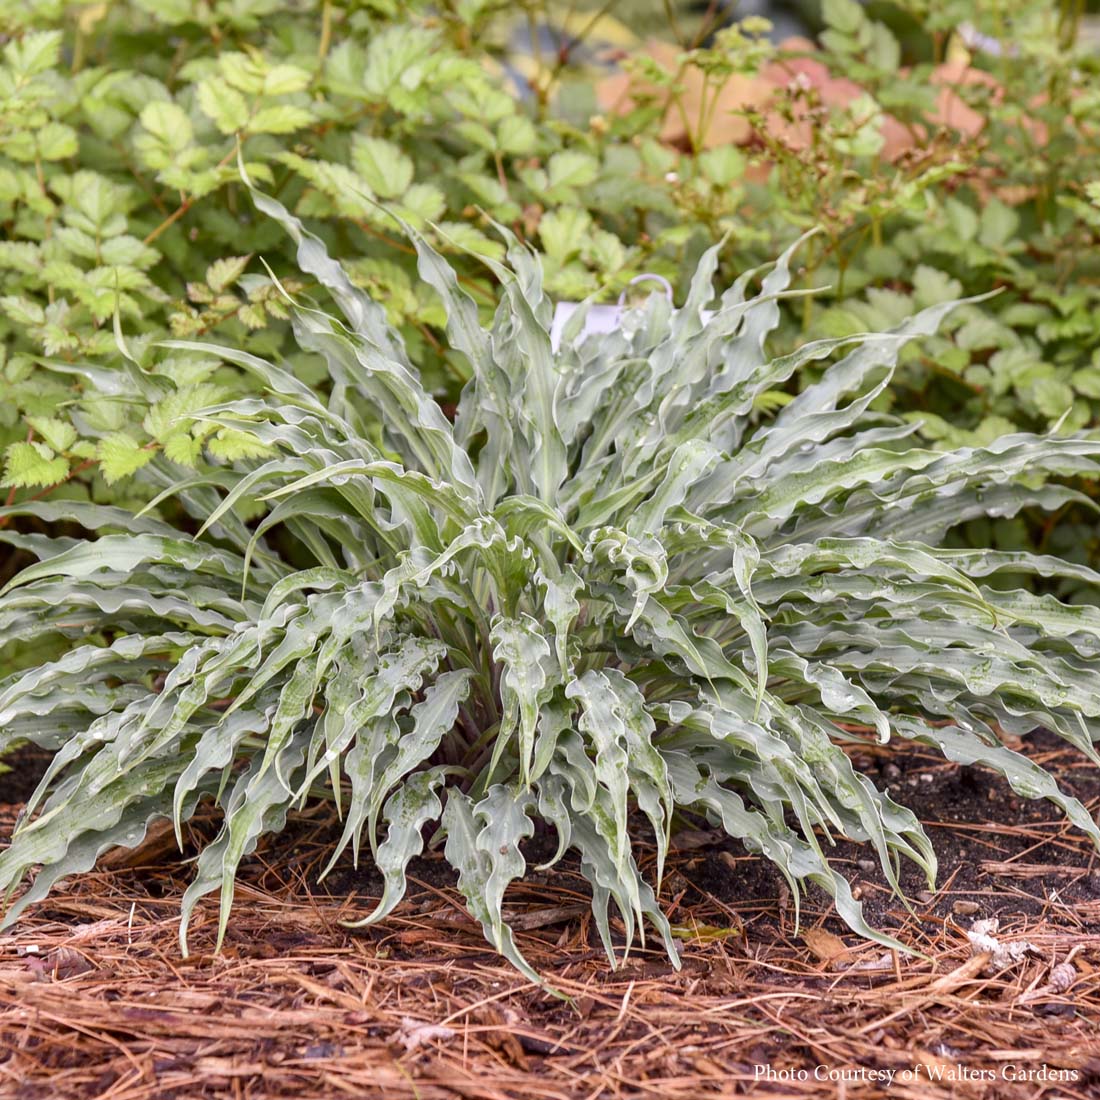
[{"x1": 803, "y1": 928, "x2": 847, "y2": 966}]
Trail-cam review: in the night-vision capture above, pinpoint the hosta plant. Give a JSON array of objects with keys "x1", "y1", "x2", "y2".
[{"x1": 3, "y1": 191, "x2": 1100, "y2": 984}]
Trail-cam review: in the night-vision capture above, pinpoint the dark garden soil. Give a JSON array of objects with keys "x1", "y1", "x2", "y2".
[{"x1": 1, "y1": 734, "x2": 1099, "y2": 1100}]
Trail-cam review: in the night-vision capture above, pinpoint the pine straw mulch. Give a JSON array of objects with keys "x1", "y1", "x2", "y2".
[{"x1": 2, "y1": 735, "x2": 1100, "y2": 1100}]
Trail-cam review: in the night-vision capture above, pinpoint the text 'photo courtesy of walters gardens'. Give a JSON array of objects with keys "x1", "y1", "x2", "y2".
[{"x1": 755, "y1": 1061, "x2": 1083, "y2": 1087}]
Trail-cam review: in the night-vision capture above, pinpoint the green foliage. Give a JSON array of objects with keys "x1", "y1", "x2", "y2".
[
  {"x1": 751, "y1": 1, "x2": 1100, "y2": 446},
  {"x1": 0, "y1": 0, "x2": 659, "y2": 504},
  {"x1": 3, "y1": 207, "x2": 1100, "y2": 980},
  {"x1": 577, "y1": 1, "x2": 1100, "y2": 457},
  {"x1": 1, "y1": 440, "x2": 69, "y2": 488},
  {"x1": 2, "y1": 0, "x2": 1100, "y2": 578}
]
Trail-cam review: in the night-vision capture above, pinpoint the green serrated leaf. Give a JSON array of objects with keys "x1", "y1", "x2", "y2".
[
  {"x1": 351, "y1": 135, "x2": 414, "y2": 199},
  {"x1": 97, "y1": 433, "x2": 154, "y2": 483},
  {"x1": 2, "y1": 441, "x2": 68, "y2": 489}
]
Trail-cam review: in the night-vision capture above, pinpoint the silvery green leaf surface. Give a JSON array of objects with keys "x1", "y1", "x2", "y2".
[
  {"x1": 343, "y1": 766, "x2": 449, "y2": 927},
  {"x1": 443, "y1": 788, "x2": 543, "y2": 986},
  {"x1": 3, "y1": 204, "x2": 1100, "y2": 980}
]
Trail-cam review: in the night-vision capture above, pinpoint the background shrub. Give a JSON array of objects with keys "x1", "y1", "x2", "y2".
[{"x1": 1, "y1": 0, "x2": 1099, "y2": 567}]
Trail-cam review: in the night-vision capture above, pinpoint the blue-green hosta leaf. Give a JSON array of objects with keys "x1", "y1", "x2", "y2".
[
  {"x1": 245, "y1": 178, "x2": 409, "y2": 366},
  {"x1": 750, "y1": 573, "x2": 997, "y2": 630},
  {"x1": 627, "y1": 440, "x2": 720, "y2": 536},
  {"x1": 0, "y1": 681, "x2": 141, "y2": 728},
  {"x1": 291, "y1": 309, "x2": 478, "y2": 497},
  {"x1": 1, "y1": 580, "x2": 240, "y2": 632},
  {"x1": 122, "y1": 631, "x2": 266, "y2": 772},
  {"x1": 0, "y1": 633, "x2": 191, "y2": 727},
  {"x1": 0, "y1": 752, "x2": 185, "y2": 914},
  {"x1": 565, "y1": 670, "x2": 636, "y2": 883},
  {"x1": 613, "y1": 587, "x2": 756, "y2": 694},
  {"x1": 1, "y1": 786, "x2": 213, "y2": 930},
  {"x1": 569, "y1": 463, "x2": 664, "y2": 531},
  {"x1": 264, "y1": 460, "x2": 476, "y2": 549},
  {"x1": 161, "y1": 340, "x2": 337, "y2": 421},
  {"x1": 728, "y1": 444, "x2": 942, "y2": 535},
  {"x1": 411, "y1": 226, "x2": 521, "y2": 501},
  {"x1": 761, "y1": 538, "x2": 984, "y2": 598},
  {"x1": 323, "y1": 635, "x2": 447, "y2": 870},
  {"x1": 664, "y1": 751, "x2": 906, "y2": 952},
  {"x1": 533, "y1": 771, "x2": 573, "y2": 868},
  {"x1": 699, "y1": 233, "x2": 810, "y2": 404},
  {"x1": 324, "y1": 714, "x2": 400, "y2": 872},
  {"x1": 933, "y1": 549, "x2": 1100, "y2": 589},
  {"x1": 301, "y1": 653, "x2": 373, "y2": 816},
  {"x1": 676, "y1": 336, "x2": 885, "y2": 475},
  {"x1": 686, "y1": 579, "x2": 769, "y2": 712},
  {"x1": 193, "y1": 456, "x2": 316, "y2": 542},
  {"x1": 180, "y1": 729, "x2": 309, "y2": 954},
  {"x1": 785, "y1": 618, "x2": 1100, "y2": 726},
  {"x1": 259, "y1": 567, "x2": 357, "y2": 621},
  {"x1": 442, "y1": 788, "x2": 543, "y2": 987},
  {"x1": 490, "y1": 614, "x2": 553, "y2": 785},
  {"x1": 585, "y1": 528, "x2": 668, "y2": 631},
  {"x1": 633, "y1": 235, "x2": 805, "y2": 430},
  {"x1": 374, "y1": 519, "x2": 509, "y2": 630},
  {"x1": 343, "y1": 766, "x2": 449, "y2": 927},
  {"x1": 501, "y1": 283, "x2": 567, "y2": 506},
  {"x1": 536, "y1": 565, "x2": 583, "y2": 677},
  {"x1": 0, "y1": 534, "x2": 246, "y2": 596},
  {"x1": 593, "y1": 669, "x2": 673, "y2": 884},
  {"x1": 0, "y1": 500, "x2": 181, "y2": 537},
  {"x1": 473, "y1": 785, "x2": 536, "y2": 950},
  {"x1": 539, "y1": 725, "x2": 644, "y2": 948},
  {"x1": 494, "y1": 495, "x2": 584, "y2": 554},
  {"x1": 173, "y1": 701, "x2": 279, "y2": 845},
  {"x1": 785, "y1": 707, "x2": 936, "y2": 895},
  {"x1": 366, "y1": 670, "x2": 471, "y2": 842},
  {"x1": 567, "y1": 807, "x2": 680, "y2": 970},
  {"x1": 894, "y1": 717, "x2": 1100, "y2": 849},
  {"x1": 836, "y1": 483, "x2": 1095, "y2": 545},
  {"x1": 741, "y1": 295, "x2": 982, "y2": 483},
  {"x1": 771, "y1": 650, "x2": 891, "y2": 743}
]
